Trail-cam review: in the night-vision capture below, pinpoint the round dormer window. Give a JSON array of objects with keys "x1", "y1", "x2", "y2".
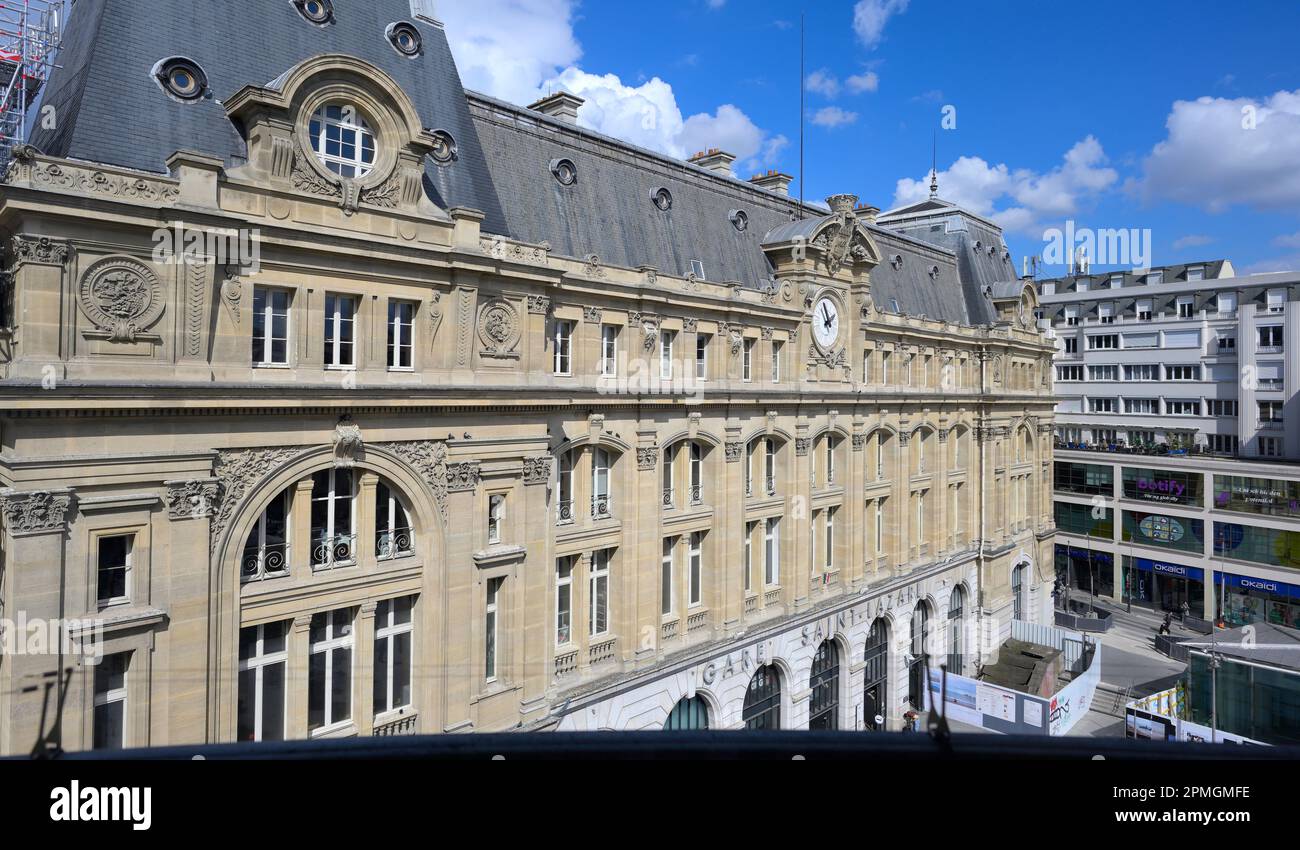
[
  {"x1": 551, "y1": 158, "x2": 577, "y2": 186},
  {"x1": 153, "y1": 57, "x2": 208, "y2": 101},
  {"x1": 387, "y1": 22, "x2": 423, "y2": 57},
  {"x1": 309, "y1": 102, "x2": 377, "y2": 179},
  {"x1": 730, "y1": 209, "x2": 749, "y2": 232},
  {"x1": 295, "y1": 0, "x2": 334, "y2": 25},
  {"x1": 430, "y1": 130, "x2": 458, "y2": 165},
  {"x1": 651, "y1": 187, "x2": 672, "y2": 211}
]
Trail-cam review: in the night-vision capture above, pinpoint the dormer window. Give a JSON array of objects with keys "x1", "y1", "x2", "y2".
[
  {"x1": 1147, "y1": 270, "x2": 1164, "y2": 285},
  {"x1": 386, "y1": 22, "x2": 423, "y2": 57},
  {"x1": 690, "y1": 259, "x2": 706, "y2": 280},
  {"x1": 1186, "y1": 265, "x2": 1205, "y2": 282},
  {"x1": 309, "y1": 103, "x2": 376, "y2": 179},
  {"x1": 153, "y1": 57, "x2": 209, "y2": 102},
  {"x1": 294, "y1": 0, "x2": 334, "y2": 25}
]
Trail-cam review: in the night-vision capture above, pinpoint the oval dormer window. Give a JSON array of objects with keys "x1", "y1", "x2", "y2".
[
  {"x1": 387, "y1": 22, "x2": 423, "y2": 57},
  {"x1": 551, "y1": 158, "x2": 577, "y2": 186},
  {"x1": 430, "y1": 130, "x2": 458, "y2": 165},
  {"x1": 154, "y1": 57, "x2": 208, "y2": 102},
  {"x1": 295, "y1": 0, "x2": 334, "y2": 25},
  {"x1": 651, "y1": 187, "x2": 672, "y2": 211},
  {"x1": 730, "y1": 209, "x2": 749, "y2": 232},
  {"x1": 309, "y1": 102, "x2": 377, "y2": 179}
]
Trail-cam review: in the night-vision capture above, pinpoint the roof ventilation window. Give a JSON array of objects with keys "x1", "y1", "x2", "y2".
[
  {"x1": 293, "y1": 0, "x2": 334, "y2": 26},
  {"x1": 387, "y1": 22, "x2": 423, "y2": 57},
  {"x1": 551, "y1": 158, "x2": 577, "y2": 186},
  {"x1": 974, "y1": 240, "x2": 983, "y2": 251},
  {"x1": 651, "y1": 187, "x2": 672, "y2": 211},
  {"x1": 730, "y1": 209, "x2": 749, "y2": 232},
  {"x1": 929, "y1": 265, "x2": 941, "y2": 279},
  {"x1": 430, "y1": 130, "x2": 458, "y2": 165},
  {"x1": 890, "y1": 254, "x2": 904, "y2": 270},
  {"x1": 690, "y1": 259, "x2": 706, "y2": 280},
  {"x1": 152, "y1": 57, "x2": 209, "y2": 103}
]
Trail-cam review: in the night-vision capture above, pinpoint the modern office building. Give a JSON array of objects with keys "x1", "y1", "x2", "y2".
[
  {"x1": 0, "y1": 0, "x2": 1056, "y2": 753},
  {"x1": 1041, "y1": 262, "x2": 1300, "y2": 626}
]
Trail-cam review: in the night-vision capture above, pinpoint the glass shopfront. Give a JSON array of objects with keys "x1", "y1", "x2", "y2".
[
  {"x1": 1122, "y1": 556, "x2": 1205, "y2": 616},
  {"x1": 1122, "y1": 510, "x2": 1205, "y2": 555},
  {"x1": 1215, "y1": 572, "x2": 1300, "y2": 629},
  {"x1": 1213, "y1": 522, "x2": 1300, "y2": 570},
  {"x1": 1213, "y1": 475, "x2": 1300, "y2": 519},
  {"x1": 1055, "y1": 461, "x2": 1114, "y2": 497},
  {"x1": 1054, "y1": 501, "x2": 1114, "y2": 539},
  {"x1": 1122, "y1": 467, "x2": 1203, "y2": 507},
  {"x1": 1055, "y1": 544, "x2": 1115, "y2": 599}
]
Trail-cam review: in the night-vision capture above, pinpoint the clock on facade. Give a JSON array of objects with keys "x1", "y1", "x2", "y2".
[{"x1": 812, "y1": 296, "x2": 841, "y2": 350}]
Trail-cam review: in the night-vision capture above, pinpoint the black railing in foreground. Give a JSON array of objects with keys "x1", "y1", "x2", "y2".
[{"x1": 26, "y1": 731, "x2": 1300, "y2": 761}]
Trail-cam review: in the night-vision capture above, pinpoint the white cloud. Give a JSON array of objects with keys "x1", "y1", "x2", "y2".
[
  {"x1": 846, "y1": 72, "x2": 880, "y2": 94},
  {"x1": 1138, "y1": 90, "x2": 1300, "y2": 213},
  {"x1": 811, "y1": 106, "x2": 859, "y2": 129},
  {"x1": 1275, "y1": 231, "x2": 1300, "y2": 249},
  {"x1": 1173, "y1": 234, "x2": 1214, "y2": 250},
  {"x1": 441, "y1": 0, "x2": 784, "y2": 169},
  {"x1": 853, "y1": 0, "x2": 910, "y2": 49},
  {"x1": 805, "y1": 69, "x2": 841, "y2": 99},
  {"x1": 891, "y1": 137, "x2": 1120, "y2": 235},
  {"x1": 439, "y1": 0, "x2": 582, "y2": 107}
]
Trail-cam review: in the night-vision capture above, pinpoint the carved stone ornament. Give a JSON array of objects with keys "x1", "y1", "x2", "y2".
[
  {"x1": 639, "y1": 266, "x2": 658, "y2": 287},
  {"x1": 637, "y1": 446, "x2": 659, "y2": 471},
  {"x1": 377, "y1": 441, "x2": 451, "y2": 519},
  {"x1": 478, "y1": 299, "x2": 522, "y2": 358},
  {"x1": 725, "y1": 441, "x2": 744, "y2": 463},
  {"x1": 584, "y1": 254, "x2": 606, "y2": 278},
  {"x1": 165, "y1": 479, "x2": 223, "y2": 520},
  {"x1": 333, "y1": 417, "x2": 364, "y2": 469},
  {"x1": 523, "y1": 455, "x2": 554, "y2": 486},
  {"x1": 9, "y1": 159, "x2": 179, "y2": 205},
  {"x1": 0, "y1": 489, "x2": 74, "y2": 536},
  {"x1": 291, "y1": 148, "x2": 343, "y2": 201},
  {"x1": 795, "y1": 438, "x2": 811, "y2": 457},
  {"x1": 583, "y1": 306, "x2": 603, "y2": 324},
  {"x1": 683, "y1": 318, "x2": 698, "y2": 334},
  {"x1": 482, "y1": 236, "x2": 551, "y2": 265},
  {"x1": 220, "y1": 271, "x2": 243, "y2": 326},
  {"x1": 852, "y1": 433, "x2": 867, "y2": 452},
  {"x1": 211, "y1": 447, "x2": 307, "y2": 551},
  {"x1": 447, "y1": 462, "x2": 482, "y2": 493},
  {"x1": 642, "y1": 323, "x2": 660, "y2": 352},
  {"x1": 728, "y1": 326, "x2": 745, "y2": 357},
  {"x1": 527, "y1": 294, "x2": 551, "y2": 316},
  {"x1": 77, "y1": 255, "x2": 165, "y2": 343},
  {"x1": 12, "y1": 235, "x2": 69, "y2": 266}
]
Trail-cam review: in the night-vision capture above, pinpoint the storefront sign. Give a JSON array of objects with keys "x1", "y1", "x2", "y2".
[
  {"x1": 1132, "y1": 558, "x2": 1204, "y2": 582},
  {"x1": 1214, "y1": 475, "x2": 1300, "y2": 518},
  {"x1": 1123, "y1": 467, "x2": 1202, "y2": 506},
  {"x1": 1217, "y1": 572, "x2": 1300, "y2": 598}
]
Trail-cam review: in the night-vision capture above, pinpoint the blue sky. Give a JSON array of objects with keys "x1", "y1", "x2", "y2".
[{"x1": 443, "y1": 0, "x2": 1300, "y2": 277}]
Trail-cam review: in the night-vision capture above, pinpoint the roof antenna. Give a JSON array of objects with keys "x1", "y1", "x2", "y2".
[
  {"x1": 929, "y1": 132, "x2": 939, "y2": 200},
  {"x1": 798, "y1": 9, "x2": 806, "y2": 220}
]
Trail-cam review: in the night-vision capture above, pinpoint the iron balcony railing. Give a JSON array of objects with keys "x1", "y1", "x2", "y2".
[
  {"x1": 662, "y1": 488, "x2": 674, "y2": 509},
  {"x1": 311, "y1": 534, "x2": 357, "y2": 571},
  {"x1": 591, "y1": 494, "x2": 612, "y2": 520},
  {"x1": 557, "y1": 499, "x2": 575, "y2": 526},
  {"x1": 376, "y1": 527, "x2": 413, "y2": 561},
  {"x1": 241, "y1": 542, "x2": 290, "y2": 582},
  {"x1": 688, "y1": 484, "x2": 702, "y2": 506}
]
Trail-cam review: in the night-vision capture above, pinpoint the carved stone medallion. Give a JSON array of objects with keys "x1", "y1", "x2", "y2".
[{"x1": 77, "y1": 256, "x2": 165, "y2": 343}]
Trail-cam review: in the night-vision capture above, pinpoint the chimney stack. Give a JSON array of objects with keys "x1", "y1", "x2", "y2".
[
  {"x1": 854, "y1": 203, "x2": 880, "y2": 225},
  {"x1": 749, "y1": 170, "x2": 794, "y2": 196},
  {"x1": 689, "y1": 148, "x2": 737, "y2": 176},
  {"x1": 527, "y1": 91, "x2": 586, "y2": 126}
]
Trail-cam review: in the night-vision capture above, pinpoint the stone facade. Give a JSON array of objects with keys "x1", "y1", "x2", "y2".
[{"x1": 0, "y1": 51, "x2": 1056, "y2": 753}]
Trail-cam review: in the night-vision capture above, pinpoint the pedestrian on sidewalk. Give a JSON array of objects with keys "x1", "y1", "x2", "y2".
[{"x1": 1158, "y1": 612, "x2": 1172, "y2": 636}]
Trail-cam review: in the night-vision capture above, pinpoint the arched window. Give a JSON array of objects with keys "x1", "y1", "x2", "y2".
[
  {"x1": 808, "y1": 640, "x2": 840, "y2": 730},
  {"x1": 689, "y1": 442, "x2": 704, "y2": 505},
  {"x1": 311, "y1": 468, "x2": 356, "y2": 570},
  {"x1": 948, "y1": 587, "x2": 966, "y2": 674},
  {"x1": 742, "y1": 664, "x2": 782, "y2": 730},
  {"x1": 1012, "y1": 564, "x2": 1027, "y2": 621},
  {"x1": 309, "y1": 102, "x2": 376, "y2": 179},
  {"x1": 908, "y1": 602, "x2": 932, "y2": 709},
  {"x1": 242, "y1": 488, "x2": 291, "y2": 582},
  {"x1": 592, "y1": 448, "x2": 612, "y2": 519},
  {"x1": 863, "y1": 619, "x2": 888, "y2": 730},
  {"x1": 375, "y1": 480, "x2": 414, "y2": 561},
  {"x1": 664, "y1": 695, "x2": 710, "y2": 730}
]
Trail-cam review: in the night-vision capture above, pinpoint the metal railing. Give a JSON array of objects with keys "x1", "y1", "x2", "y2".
[
  {"x1": 376, "y1": 527, "x2": 413, "y2": 561},
  {"x1": 688, "y1": 484, "x2": 702, "y2": 506},
  {"x1": 312, "y1": 534, "x2": 357, "y2": 571},
  {"x1": 591, "y1": 495, "x2": 612, "y2": 520},
  {"x1": 662, "y1": 488, "x2": 674, "y2": 509},
  {"x1": 557, "y1": 500, "x2": 575, "y2": 526},
  {"x1": 241, "y1": 543, "x2": 291, "y2": 582}
]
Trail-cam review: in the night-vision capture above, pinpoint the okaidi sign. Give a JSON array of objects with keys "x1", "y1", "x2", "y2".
[{"x1": 1123, "y1": 467, "x2": 1202, "y2": 506}]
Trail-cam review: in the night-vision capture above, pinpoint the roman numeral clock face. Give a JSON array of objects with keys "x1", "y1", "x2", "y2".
[{"x1": 813, "y1": 296, "x2": 841, "y2": 350}]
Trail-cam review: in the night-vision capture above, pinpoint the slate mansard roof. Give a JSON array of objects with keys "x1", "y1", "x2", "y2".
[{"x1": 27, "y1": 0, "x2": 1010, "y2": 329}]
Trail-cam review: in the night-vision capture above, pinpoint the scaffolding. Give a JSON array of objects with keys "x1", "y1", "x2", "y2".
[{"x1": 0, "y1": 0, "x2": 63, "y2": 167}]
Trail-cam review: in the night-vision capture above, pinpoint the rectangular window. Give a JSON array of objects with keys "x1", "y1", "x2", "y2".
[
  {"x1": 1089, "y1": 397, "x2": 1116, "y2": 413},
  {"x1": 691, "y1": 259, "x2": 706, "y2": 280},
  {"x1": 485, "y1": 577, "x2": 503, "y2": 681},
  {"x1": 1123, "y1": 364, "x2": 1158, "y2": 382},
  {"x1": 660, "y1": 331, "x2": 675, "y2": 380},
  {"x1": 1260, "y1": 437, "x2": 1284, "y2": 457},
  {"x1": 695, "y1": 334, "x2": 709, "y2": 380},
  {"x1": 881, "y1": 350, "x2": 892, "y2": 383},
  {"x1": 386, "y1": 300, "x2": 415, "y2": 370},
  {"x1": 1267, "y1": 289, "x2": 1286, "y2": 314},
  {"x1": 1098, "y1": 303, "x2": 1115, "y2": 324},
  {"x1": 589, "y1": 549, "x2": 611, "y2": 637},
  {"x1": 690, "y1": 442, "x2": 703, "y2": 504},
  {"x1": 92, "y1": 652, "x2": 130, "y2": 750},
  {"x1": 1109, "y1": 273, "x2": 1124, "y2": 288},
  {"x1": 1259, "y1": 401, "x2": 1284, "y2": 423},
  {"x1": 875, "y1": 499, "x2": 886, "y2": 554},
  {"x1": 1217, "y1": 292, "x2": 1237, "y2": 315},
  {"x1": 689, "y1": 531, "x2": 703, "y2": 607},
  {"x1": 1186, "y1": 266, "x2": 1205, "y2": 282},
  {"x1": 324, "y1": 294, "x2": 357, "y2": 368},
  {"x1": 743, "y1": 339, "x2": 754, "y2": 382},
  {"x1": 771, "y1": 342, "x2": 783, "y2": 383},
  {"x1": 600, "y1": 325, "x2": 619, "y2": 377},
  {"x1": 553, "y1": 320, "x2": 573, "y2": 376},
  {"x1": 1177, "y1": 298, "x2": 1195, "y2": 319},
  {"x1": 592, "y1": 448, "x2": 611, "y2": 519},
  {"x1": 308, "y1": 608, "x2": 355, "y2": 733},
  {"x1": 1064, "y1": 337, "x2": 1078, "y2": 354},
  {"x1": 1167, "y1": 400, "x2": 1200, "y2": 416},
  {"x1": 1217, "y1": 333, "x2": 1237, "y2": 351},
  {"x1": 374, "y1": 597, "x2": 414, "y2": 716},
  {"x1": 96, "y1": 534, "x2": 132, "y2": 607},
  {"x1": 1125, "y1": 398, "x2": 1158, "y2": 414},
  {"x1": 824, "y1": 507, "x2": 835, "y2": 570},
  {"x1": 252, "y1": 287, "x2": 290, "y2": 366},
  {"x1": 744, "y1": 522, "x2": 756, "y2": 593},
  {"x1": 661, "y1": 537, "x2": 675, "y2": 616},
  {"x1": 487, "y1": 494, "x2": 505, "y2": 545},
  {"x1": 863, "y1": 349, "x2": 874, "y2": 383},
  {"x1": 1208, "y1": 400, "x2": 1238, "y2": 416},
  {"x1": 1088, "y1": 334, "x2": 1119, "y2": 350},
  {"x1": 556, "y1": 557, "x2": 574, "y2": 646},
  {"x1": 1208, "y1": 434, "x2": 1239, "y2": 455},
  {"x1": 311, "y1": 468, "x2": 356, "y2": 570},
  {"x1": 1057, "y1": 365, "x2": 1083, "y2": 381},
  {"x1": 1136, "y1": 299, "x2": 1153, "y2": 321},
  {"x1": 1063, "y1": 307, "x2": 1079, "y2": 326},
  {"x1": 916, "y1": 491, "x2": 926, "y2": 544},
  {"x1": 1166, "y1": 365, "x2": 1199, "y2": 381},
  {"x1": 1089, "y1": 365, "x2": 1119, "y2": 381},
  {"x1": 764, "y1": 439, "x2": 777, "y2": 495},
  {"x1": 764, "y1": 517, "x2": 780, "y2": 586},
  {"x1": 238, "y1": 622, "x2": 287, "y2": 742},
  {"x1": 1258, "y1": 326, "x2": 1284, "y2": 349},
  {"x1": 1147, "y1": 270, "x2": 1164, "y2": 285}
]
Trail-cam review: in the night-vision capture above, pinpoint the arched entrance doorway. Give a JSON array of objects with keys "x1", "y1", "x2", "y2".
[
  {"x1": 807, "y1": 640, "x2": 840, "y2": 730},
  {"x1": 863, "y1": 618, "x2": 888, "y2": 730},
  {"x1": 742, "y1": 664, "x2": 782, "y2": 730}
]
